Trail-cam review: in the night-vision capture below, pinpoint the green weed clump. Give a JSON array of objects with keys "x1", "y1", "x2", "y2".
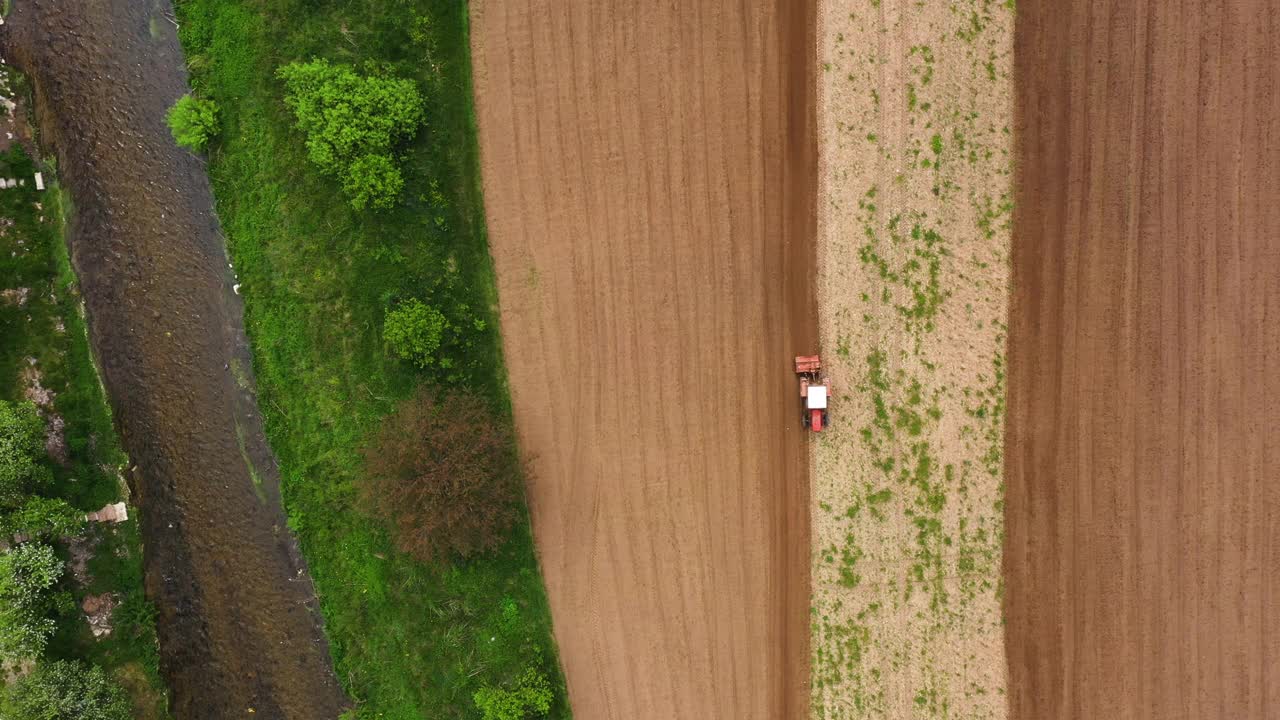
[
  {"x1": 172, "y1": 0, "x2": 568, "y2": 716},
  {"x1": 165, "y1": 94, "x2": 218, "y2": 152}
]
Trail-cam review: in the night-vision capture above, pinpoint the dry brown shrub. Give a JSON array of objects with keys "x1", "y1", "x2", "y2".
[{"x1": 360, "y1": 387, "x2": 523, "y2": 563}]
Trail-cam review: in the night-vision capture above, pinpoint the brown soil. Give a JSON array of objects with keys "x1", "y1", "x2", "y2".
[
  {"x1": 470, "y1": 2, "x2": 815, "y2": 718},
  {"x1": 0, "y1": 2, "x2": 346, "y2": 718},
  {"x1": 1006, "y1": 1, "x2": 1280, "y2": 718}
]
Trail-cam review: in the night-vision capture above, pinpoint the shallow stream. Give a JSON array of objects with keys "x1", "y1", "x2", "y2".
[{"x1": 1, "y1": 2, "x2": 347, "y2": 717}]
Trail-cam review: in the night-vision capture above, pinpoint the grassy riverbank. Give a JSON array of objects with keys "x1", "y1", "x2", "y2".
[
  {"x1": 172, "y1": 1, "x2": 567, "y2": 717},
  {"x1": 0, "y1": 145, "x2": 169, "y2": 718}
]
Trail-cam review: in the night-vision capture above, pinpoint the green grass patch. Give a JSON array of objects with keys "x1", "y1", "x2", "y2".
[{"x1": 171, "y1": 0, "x2": 567, "y2": 717}]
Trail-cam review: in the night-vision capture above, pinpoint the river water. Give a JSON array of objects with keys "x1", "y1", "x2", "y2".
[{"x1": 0, "y1": 1, "x2": 347, "y2": 717}]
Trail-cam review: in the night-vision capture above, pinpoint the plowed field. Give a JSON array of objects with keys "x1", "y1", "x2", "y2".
[
  {"x1": 1006, "y1": 1, "x2": 1280, "y2": 718},
  {"x1": 470, "y1": 2, "x2": 815, "y2": 719}
]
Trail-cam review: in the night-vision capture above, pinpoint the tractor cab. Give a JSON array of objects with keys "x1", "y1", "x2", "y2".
[{"x1": 805, "y1": 383, "x2": 828, "y2": 431}]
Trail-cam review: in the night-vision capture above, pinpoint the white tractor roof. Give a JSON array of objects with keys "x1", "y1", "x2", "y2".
[{"x1": 807, "y1": 385, "x2": 828, "y2": 409}]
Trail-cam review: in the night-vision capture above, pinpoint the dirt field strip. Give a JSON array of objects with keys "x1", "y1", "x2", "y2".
[
  {"x1": 812, "y1": 1, "x2": 1013, "y2": 717},
  {"x1": 1006, "y1": 1, "x2": 1280, "y2": 717},
  {"x1": 470, "y1": 2, "x2": 815, "y2": 718}
]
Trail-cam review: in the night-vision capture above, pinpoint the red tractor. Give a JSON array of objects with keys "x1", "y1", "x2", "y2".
[{"x1": 795, "y1": 355, "x2": 830, "y2": 432}]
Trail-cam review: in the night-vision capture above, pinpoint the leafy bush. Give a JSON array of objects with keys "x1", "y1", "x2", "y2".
[
  {"x1": 383, "y1": 298, "x2": 447, "y2": 367},
  {"x1": 166, "y1": 94, "x2": 219, "y2": 151},
  {"x1": 1, "y1": 660, "x2": 131, "y2": 720},
  {"x1": 277, "y1": 59, "x2": 423, "y2": 209},
  {"x1": 0, "y1": 401, "x2": 45, "y2": 507},
  {"x1": 0, "y1": 543, "x2": 64, "y2": 661},
  {"x1": 360, "y1": 388, "x2": 522, "y2": 562},
  {"x1": 473, "y1": 667, "x2": 554, "y2": 720},
  {"x1": 0, "y1": 496, "x2": 84, "y2": 538},
  {"x1": 341, "y1": 153, "x2": 404, "y2": 211}
]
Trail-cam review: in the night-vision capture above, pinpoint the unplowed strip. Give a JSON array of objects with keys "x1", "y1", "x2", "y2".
[
  {"x1": 1006, "y1": 1, "x2": 1280, "y2": 717},
  {"x1": 810, "y1": 1, "x2": 1013, "y2": 717},
  {"x1": 470, "y1": 2, "x2": 815, "y2": 718}
]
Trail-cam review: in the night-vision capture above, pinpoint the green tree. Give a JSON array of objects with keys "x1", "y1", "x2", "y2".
[
  {"x1": 0, "y1": 543, "x2": 64, "y2": 662},
  {"x1": 383, "y1": 298, "x2": 447, "y2": 368},
  {"x1": 473, "y1": 667, "x2": 554, "y2": 720},
  {"x1": 277, "y1": 59, "x2": 424, "y2": 209},
  {"x1": 0, "y1": 401, "x2": 45, "y2": 507},
  {"x1": 166, "y1": 94, "x2": 219, "y2": 152},
  {"x1": 0, "y1": 496, "x2": 84, "y2": 538},
  {"x1": 1, "y1": 660, "x2": 131, "y2": 720}
]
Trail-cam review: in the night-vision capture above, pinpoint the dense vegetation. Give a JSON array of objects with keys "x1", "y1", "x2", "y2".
[
  {"x1": 0, "y1": 145, "x2": 168, "y2": 719},
  {"x1": 171, "y1": 0, "x2": 567, "y2": 717},
  {"x1": 473, "y1": 666, "x2": 555, "y2": 720},
  {"x1": 360, "y1": 389, "x2": 521, "y2": 563},
  {"x1": 0, "y1": 541, "x2": 64, "y2": 661},
  {"x1": 277, "y1": 59, "x2": 424, "y2": 210},
  {"x1": 2, "y1": 659, "x2": 132, "y2": 720},
  {"x1": 0, "y1": 400, "x2": 49, "y2": 505}
]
